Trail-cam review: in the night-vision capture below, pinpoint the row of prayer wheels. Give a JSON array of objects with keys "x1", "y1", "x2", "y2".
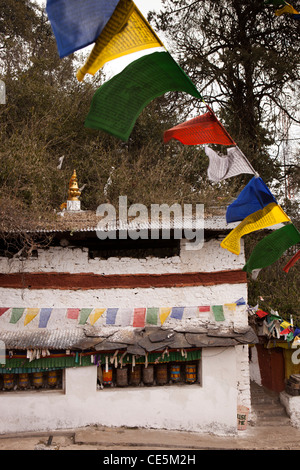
[
  {"x1": 1, "y1": 371, "x2": 59, "y2": 390},
  {"x1": 102, "y1": 363, "x2": 197, "y2": 387}
]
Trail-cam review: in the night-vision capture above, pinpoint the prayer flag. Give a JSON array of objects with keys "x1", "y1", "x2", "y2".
[
  {"x1": 10, "y1": 308, "x2": 24, "y2": 324},
  {"x1": 85, "y1": 51, "x2": 202, "y2": 141},
  {"x1": 226, "y1": 177, "x2": 278, "y2": 224},
  {"x1": 221, "y1": 202, "x2": 290, "y2": 255},
  {"x1": 163, "y1": 106, "x2": 235, "y2": 146},
  {"x1": 243, "y1": 223, "x2": 300, "y2": 273},
  {"x1": 24, "y1": 308, "x2": 39, "y2": 326},
  {"x1": 159, "y1": 307, "x2": 171, "y2": 325},
  {"x1": 46, "y1": 0, "x2": 120, "y2": 58},
  {"x1": 283, "y1": 249, "x2": 300, "y2": 273},
  {"x1": 256, "y1": 309, "x2": 269, "y2": 318},
  {"x1": 205, "y1": 146, "x2": 256, "y2": 182},
  {"x1": 170, "y1": 307, "x2": 185, "y2": 320},
  {"x1": 275, "y1": 4, "x2": 299, "y2": 15},
  {"x1": 212, "y1": 305, "x2": 225, "y2": 321},
  {"x1": 146, "y1": 307, "x2": 159, "y2": 325},
  {"x1": 38, "y1": 308, "x2": 52, "y2": 328},
  {"x1": 77, "y1": 0, "x2": 164, "y2": 81},
  {"x1": 133, "y1": 308, "x2": 146, "y2": 327},
  {"x1": 79, "y1": 308, "x2": 93, "y2": 325},
  {"x1": 106, "y1": 308, "x2": 118, "y2": 324},
  {"x1": 67, "y1": 308, "x2": 80, "y2": 320},
  {"x1": 89, "y1": 308, "x2": 106, "y2": 325},
  {"x1": 0, "y1": 308, "x2": 9, "y2": 317}
]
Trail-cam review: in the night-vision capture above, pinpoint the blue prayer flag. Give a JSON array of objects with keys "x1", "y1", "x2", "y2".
[
  {"x1": 106, "y1": 308, "x2": 118, "y2": 325},
  {"x1": 46, "y1": 0, "x2": 120, "y2": 58},
  {"x1": 226, "y1": 177, "x2": 277, "y2": 224},
  {"x1": 38, "y1": 308, "x2": 52, "y2": 328},
  {"x1": 170, "y1": 307, "x2": 185, "y2": 320}
]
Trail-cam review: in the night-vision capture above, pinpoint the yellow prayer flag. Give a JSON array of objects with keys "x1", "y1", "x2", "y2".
[
  {"x1": 159, "y1": 308, "x2": 172, "y2": 325},
  {"x1": 224, "y1": 303, "x2": 236, "y2": 312},
  {"x1": 221, "y1": 202, "x2": 290, "y2": 255},
  {"x1": 275, "y1": 4, "x2": 299, "y2": 15},
  {"x1": 89, "y1": 308, "x2": 106, "y2": 325},
  {"x1": 76, "y1": 0, "x2": 164, "y2": 82},
  {"x1": 24, "y1": 308, "x2": 39, "y2": 326},
  {"x1": 281, "y1": 320, "x2": 291, "y2": 329}
]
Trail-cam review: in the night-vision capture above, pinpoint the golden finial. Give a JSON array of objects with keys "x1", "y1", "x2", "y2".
[{"x1": 68, "y1": 170, "x2": 81, "y2": 201}]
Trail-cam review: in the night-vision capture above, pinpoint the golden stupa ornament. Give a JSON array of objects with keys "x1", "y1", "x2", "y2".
[{"x1": 68, "y1": 170, "x2": 81, "y2": 201}]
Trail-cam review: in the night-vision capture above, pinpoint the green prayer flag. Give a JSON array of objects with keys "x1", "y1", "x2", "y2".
[
  {"x1": 85, "y1": 51, "x2": 202, "y2": 141},
  {"x1": 10, "y1": 308, "x2": 25, "y2": 324},
  {"x1": 146, "y1": 307, "x2": 159, "y2": 325},
  {"x1": 212, "y1": 305, "x2": 225, "y2": 321},
  {"x1": 243, "y1": 223, "x2": 300, "y2": 273},
  {"x1": 79, "y1": 308, "x2": 93, "y2": 325}
]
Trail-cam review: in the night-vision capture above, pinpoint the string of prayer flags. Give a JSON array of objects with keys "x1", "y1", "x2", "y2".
[
  {"x1": 84, "y1": 51, "x2": 202, "y2": 141},
  {"x1": 243, "y1": 223, "x2": 300, "y2": 273},
  {"x1": 221, "y1": 202, "x2": 290, "y2": 255},
  {"x1": 46, "y1": 0, "x2": 120, "y2": 58},
  {"x1": 275, "y1": 3, "x2": 299, "y2": 15},
  {"x1": 205, "y1": 146, "x2": 256, "y2": 183},
  {"x1": 163, "y1": 106, "x2": 236, "y2": 146},
  {"x1": 283, "y1": 249, "x2": 300, "y2": 273},
  {"x1": 226, "y1": 177, "x2": 278, "y2": 224},
  {"x1": 77, "y1": 0, "x2": 164, "y2": 82},
  {"x1": 0, "y1": 304, "x2": 242, "y2": 328}
]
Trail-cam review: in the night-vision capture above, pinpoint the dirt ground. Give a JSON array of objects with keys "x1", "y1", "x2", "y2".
[{"x1": 1, "y1": 422, "x2": 300, "y2": 451}]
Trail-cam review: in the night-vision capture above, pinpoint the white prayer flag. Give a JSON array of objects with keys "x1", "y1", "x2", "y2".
[{"x1": 205, "y1": 146, "x2": 256, "y2": 182}]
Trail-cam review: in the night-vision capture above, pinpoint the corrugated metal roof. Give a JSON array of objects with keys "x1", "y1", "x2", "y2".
[
  {"x1": 0, "y1": 328, "x2": 85, "y2": 350},
  {"x1": 0, "y1": 324, "x2": 258, "y2": 351}
]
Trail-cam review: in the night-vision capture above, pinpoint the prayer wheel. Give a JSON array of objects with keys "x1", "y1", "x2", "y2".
[
  {"x1": 116, "y1": 368, "x2": 128, "y2": 387},
  {"x1": 129, "y1": 365, "x2": 141, "y2": 386},
  {"x1": 18, "y1": 373, "x2": 29, "y2": 389},
  {"x1": 185, "y1": 364, "x2": 196, "y2": 383},
  {"x1": 156, "y1": 364, "x2": 168, "y2": 385},
  {"x1": 170, "y1": 364, "x2": 181, "y2": 382},
  {"x1": 33, "y1": 372, "x2": 43, "y2": 388},
  {"x1": 102, "y1": 366, "x2": 113, "y2": 386},
  {"x1": 142, "y1": 365, "x2": 154, "y2": 385},
  {"x1": 3, "y1": 373, "x2": 14, "y2": 390},
  {"x1": 47, "y1": 370, "x2": 58, "y2": 387}
]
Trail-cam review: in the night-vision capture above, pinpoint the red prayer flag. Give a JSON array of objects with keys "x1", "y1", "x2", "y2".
[
  {"x1": 67, "y1": 308, "x2": 80, "y2": 320},
  {"x1": 198, "y1": 306, "x2": 210, "y2": 312},
  {"x1": 0, "y1": 308, "x2": 9, "y2": 317},
  {"x1": 283, "y1": 249, "x2": 300, "y2": 273},
  {"x1": 256, "y1": 309, "x2": 269, "y2": 318},
  {"x1": 133, "y1": 308, "x2": 146, "y2": 327},
  {"x1": 163, "y1": 106, "x2": 236, "y2": 146}
]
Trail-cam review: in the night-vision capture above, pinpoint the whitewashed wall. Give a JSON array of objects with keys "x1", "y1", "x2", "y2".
[
  {"x1": 0, "y1": 347, "x2": 238, "y2": 436},
  {"x1": 0, "y1": 238, "x2": 245, "y2": 274},
  {"x1": 0, "y1": 236, "x2": 250, "y2": 433}
]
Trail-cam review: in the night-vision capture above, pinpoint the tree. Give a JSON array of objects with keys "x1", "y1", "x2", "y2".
[{"x1": 151, "y1": 0, "x2": 300, "y2": 185}]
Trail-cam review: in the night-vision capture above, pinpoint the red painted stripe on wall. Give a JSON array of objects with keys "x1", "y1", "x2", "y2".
[{"x1": 0, "y1": 270, "x2": 247, "y2": 290}]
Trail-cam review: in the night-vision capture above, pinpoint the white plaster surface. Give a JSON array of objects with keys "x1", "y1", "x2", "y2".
[{"x1": 0, "y1": 347, "x2": 238, "y2": 435}]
